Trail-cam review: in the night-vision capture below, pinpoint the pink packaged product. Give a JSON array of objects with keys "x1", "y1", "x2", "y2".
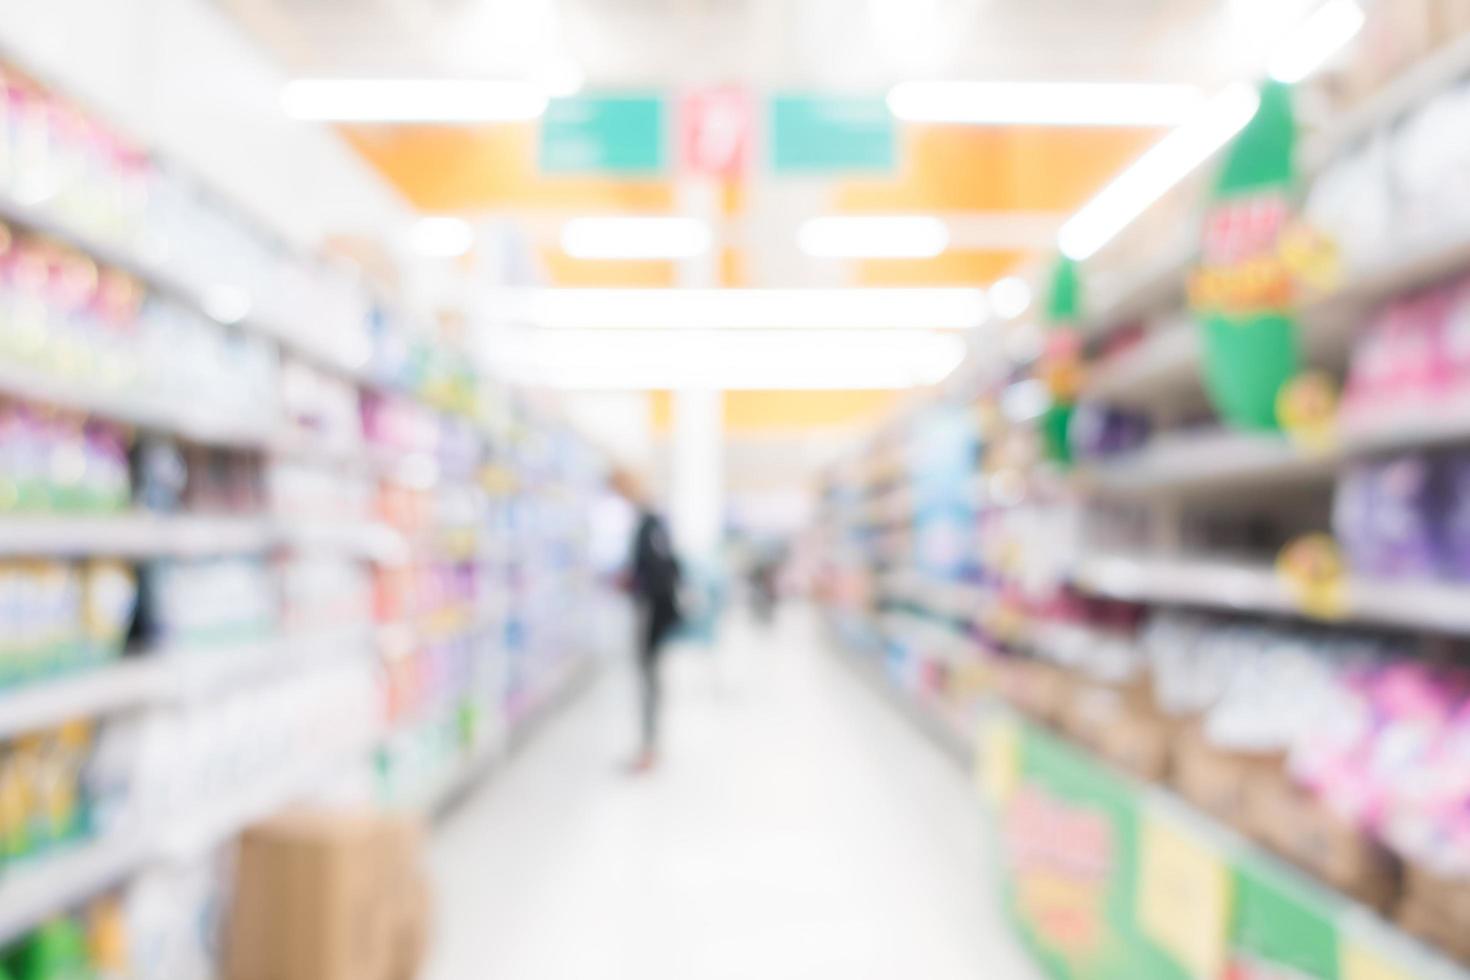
[
  {"x1": 1292, "y1": 661, "x2": 1470, "y2": 831},
  {"x1": 1343, "y1": 291, "x2": 1444, "y2": 421},
  {"x1": 1384, "y1": 700, "x2": 1470, "y2": 875}
]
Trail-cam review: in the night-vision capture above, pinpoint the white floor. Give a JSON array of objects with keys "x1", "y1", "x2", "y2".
[{"x1": 424, "y1": 608, "x2": 1039, "y2": 980}]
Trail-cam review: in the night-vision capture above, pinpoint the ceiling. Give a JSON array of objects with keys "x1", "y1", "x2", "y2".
[{"x1": 217, "y1": 0, "x2": 1306, "y2": 91}]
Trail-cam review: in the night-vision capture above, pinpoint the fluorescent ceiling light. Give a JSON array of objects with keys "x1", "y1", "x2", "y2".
[
  {"x1": 537, "y1": 57, "x2": 585, "y2": 98},
  {"x1": 561, "y1": 217, "x2": 714, "y2": 260},
  {"x1": 887, "y1": 81, "x2": 1202, "y2": 127},
  {"x1": 988, "y1": 276, "x2": 1032, "y2": 320},
  {"x1": 410, "y1": 217, "x2": 475, "y2": 258},
  {"x1": 495, "y1": 288, "x2": 988, "y2": 330},
  {"x1": 281, "y1": 79, "x2": 548, "y2": 123},
  {"x1": 490, "y1": 329, "x2": 968, "y2": 391},
  {"x1": 799, "y1": 216, "x2": 950, "y2": 259},
  {"x1": 1269, "y1": 0, "x2": 1366, "y2": 84},
  {"x1": 1058, "y1": 84, "x2": 1261, "y2": 261}
]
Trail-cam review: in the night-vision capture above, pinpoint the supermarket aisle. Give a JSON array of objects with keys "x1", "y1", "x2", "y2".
[{"x1": 425, "y1": 609, "x2": 1036, "y2": 980}]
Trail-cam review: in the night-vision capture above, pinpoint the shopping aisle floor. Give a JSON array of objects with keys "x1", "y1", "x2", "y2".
[{"x1": 425, "y1": 608, "x2": 1039, "y2": 980}]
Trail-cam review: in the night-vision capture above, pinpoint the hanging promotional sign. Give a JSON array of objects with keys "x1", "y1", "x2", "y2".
[
  {"x1": 679, "y1": 86, "x2": 753, "y2": 179},
  {"x1": 1191, "y1": 82, "x2": 1313, "y2": 433},
  {"x1": 1040, "y1": 258, "x2": 1084, "y2": 467},
  {"x1": 769, "y1": 94, "x2": 897, "y2": 175},
  {"x1": 539, "y1": 94, "x2": 668, "y2": 175}
]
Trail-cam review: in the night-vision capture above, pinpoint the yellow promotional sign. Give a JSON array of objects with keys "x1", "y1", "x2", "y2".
[
  {"x1": 1341, "y1": 941, "x2": 1416, "y2": 980},
  {"x1": 979, "y1": 714, "x2": 1020, "y2": 804},
  {"x1": 1137, "y1": 814, "x2": 1231, "y2": 979},
  {"x1": 1277, "y1": 533, "x2": 1349, "y2": 621},
  {"x1": 1277, "y1": 372, "x2": 1340, "y2": 454}
]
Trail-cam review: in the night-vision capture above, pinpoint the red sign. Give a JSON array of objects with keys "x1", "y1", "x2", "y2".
[{"x1": 679, "y1": 86, "x2": 752, "y2": 179}]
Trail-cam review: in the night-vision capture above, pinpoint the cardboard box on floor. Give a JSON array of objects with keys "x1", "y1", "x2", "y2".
[{"x1": 226, "y1": 808, "x2": 432, "y2": 980}]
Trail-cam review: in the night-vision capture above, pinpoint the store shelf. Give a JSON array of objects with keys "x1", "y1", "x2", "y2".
[
  {"x1": 0, "y1": 355, "x2": 275, "y2": 449},
  {"x1": 1079, "y1": 430, "x2": 1337, "y2": 497},
  {"x1": 1306, "y1": 30, "x2": 1470, "y2": 171},
  {"x1": 1080, "y1": 400, "x2": 1470, "y2": 497},
  {"x1": 1076, "y1": 553, "x2": 1470, "y2": 636},
  {"x1": 1082, "y1": 241, "x2": 1194, "y2": 337},
  {"x1": 0, "y1": 660, "x2": 164, "y2": 741},
  {"x1": 0, "y1": 626, "x2": 378, "y2": 740},
  {"x1": 0, "y1": 836, "x2": 151, "y2": 946},
  {"x1": 161, "y1": 625, "x2": 379, "y2": 702},
  {"x1": 275, "y1": 519, "x2": 408, "y2": 563},
  {"x1": 161, "y1": 728, "x2": 379, "y2": 859},
  {"x1": 1083, "y1": 321, "x2": 1202, "y2": 407},
  {"x1": 0, "y1": 513, "x2": 275, "y2": 558},
  {"x1": 0, "y1": 195, "x2": 372, "y2": 386}
]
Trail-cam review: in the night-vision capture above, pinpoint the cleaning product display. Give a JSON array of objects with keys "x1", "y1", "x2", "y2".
[
  {"x1": 816, "y1": 9, "x2": 1470, "y2": 978},
  {"x1": 0, "y1": 50, "x2": 611, "y2": 975}
]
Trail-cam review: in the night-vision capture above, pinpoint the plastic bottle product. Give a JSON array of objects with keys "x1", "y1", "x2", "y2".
[
  {"x1": 5, "y1": 916, "x2": 91, "y2": 980},
  {"x1": 87, "y1": 895, "x2": 131, "y2": 980},
  {"x1": 33, "y1": 722, "x2": 92, "y2": 847}
]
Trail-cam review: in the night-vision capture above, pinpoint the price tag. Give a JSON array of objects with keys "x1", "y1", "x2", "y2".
[
  {"x1": 1277, "y1": 372, "x2": 1340, "y2": 453},
  {"x1": 1341, "y1": 941, "x2": 1416, "y2": 980},
  {"x1": 1277, "y1": 534, "x2": 1348, "y2": 621},
  {"x1": 979, "y1": 714, "x2": 1020, "y2": 804},
  {"x1": 1137, "y1": 812, "x2": 1231, "y2": 978}
]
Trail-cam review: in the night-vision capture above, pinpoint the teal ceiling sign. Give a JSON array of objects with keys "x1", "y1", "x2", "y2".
[
  {"x1": 539, "y1": 95, "x2": 668, "y2": 175},
  {"x1": 769, "y1": 94, "x2": 897, "y2": 175}
]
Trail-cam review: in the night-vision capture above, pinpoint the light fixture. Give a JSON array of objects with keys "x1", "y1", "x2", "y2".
[
  {"x1": 988, "y1": 276, "x2": 1032, "y2": 320},
  {"x1": 1058, "y1": 84, "x2": 1261, "y2": 261},
  {"x1": 494, "y1": 288, "x2": 989, "y2": 331},
  {"x1": 410, "y1": 217, "x2": 476, "y2": 258},
  {"x1": 202, "y1": 284, "x2": 253, "y2": 325},
  {"x1": 798, "y1": 216, "x2": 950, "y2": 259},
  {"x1": 560, "y1": 217, "x2": 714, "y2": 260},
  {"x1": 1269, "y1": 0, "x2": 1366, "y2": 84},
  {"x1": 887, "y1": 81, "x2": 1203, "y2": 127},
  {"x1": 489, "y1": 329, "x2": 968, "y2": 391},
  {"x1": 281, "y1": 79, "x2": 549, "y2": 123}
]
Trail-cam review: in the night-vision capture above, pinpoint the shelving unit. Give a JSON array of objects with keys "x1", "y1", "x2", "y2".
[
  {"x1": 816, "y1": 22, "x2": 1470, "y2": 978},
  {"x1": 0, "y1": 50, "x2": 614, "y2": 966}
]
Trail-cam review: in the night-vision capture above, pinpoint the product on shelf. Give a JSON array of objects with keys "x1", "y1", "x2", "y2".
[
  {"x1": 0, "y1": 401, "x2": 128, "y2": 513},
  {"x1": 0, "y1": 560, "x2": 137, "y2": 685},
  {"x1": 139, "y1": 558, "x2": 276, "y2": 647},
  {"x1": 0, "y1": 721, "x2": 96, "y2": 862}
]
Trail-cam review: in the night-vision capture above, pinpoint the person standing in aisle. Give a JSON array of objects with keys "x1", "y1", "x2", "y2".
[{"x1": 629, "y1": 506, "x2": 682, "y2": 772}]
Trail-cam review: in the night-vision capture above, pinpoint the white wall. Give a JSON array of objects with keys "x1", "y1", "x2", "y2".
[{"x1": 1, "y1": 0, "x2": 415, "y2": 250}]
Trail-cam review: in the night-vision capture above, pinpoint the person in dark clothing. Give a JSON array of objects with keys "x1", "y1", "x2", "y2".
[{"x1": 629, "y1": 509, "x2": 681, "y2": 771}]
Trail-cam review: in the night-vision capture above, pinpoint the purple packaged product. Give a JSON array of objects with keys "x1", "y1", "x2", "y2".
[
  {"x1": 1434, "y1": 452, "x2": 1470, "y2": 582},
  {"x1": 1341, "y1": 456, "x2": 1440, "y2": 579},
  {"x1": 1333, "y1": 462, "x2": 1380, "y2": 576}
]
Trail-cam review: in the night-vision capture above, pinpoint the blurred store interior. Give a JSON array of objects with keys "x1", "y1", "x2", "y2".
[{"x1": 5, "y1": 0, "x2": 1470, "y2": 977}]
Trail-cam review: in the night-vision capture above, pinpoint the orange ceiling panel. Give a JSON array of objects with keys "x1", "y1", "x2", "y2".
[
  {"x1": 342, "y1": 125, "x2": 675, "y2": 212},
  {"x1": 540, "y1": 248, "x2": 677, "y2": 287},
  {"x1": 650, "y1": 389, "x2": 901, "y2": 435},
  {"x1": 836, "y1": 126, "x2": 1160, "y2": 213},
  {"x1": 857, "y1": 249, "x2": 1025, "y2": 287}
]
